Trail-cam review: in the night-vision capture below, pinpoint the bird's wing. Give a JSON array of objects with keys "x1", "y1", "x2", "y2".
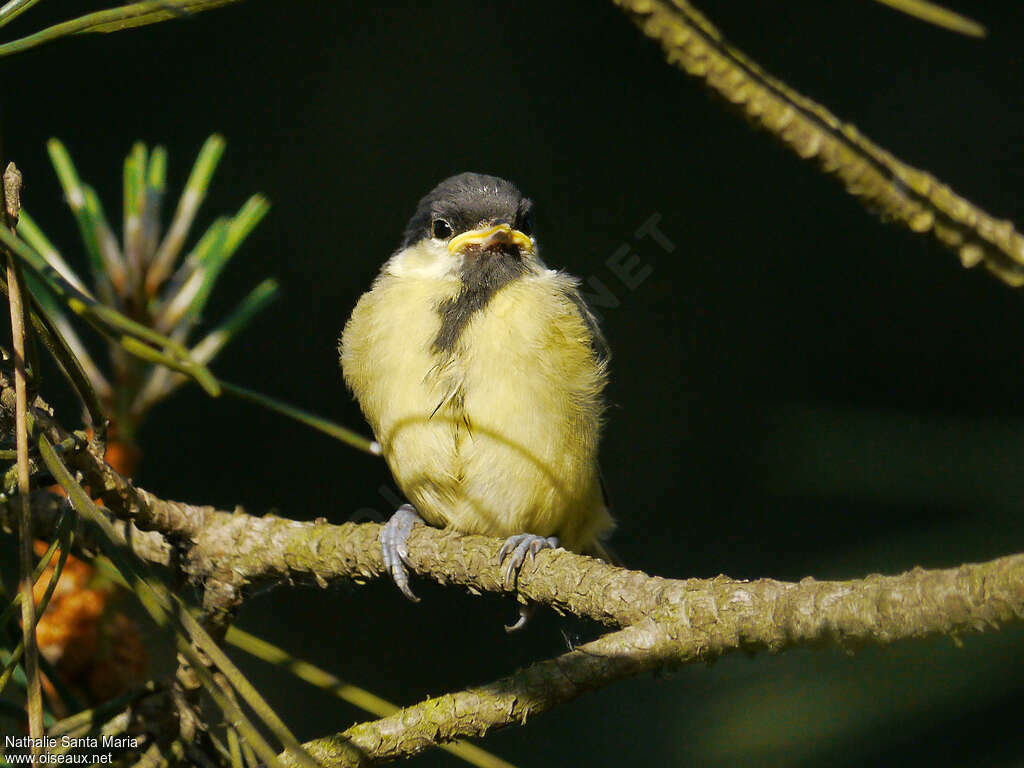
[
  {"x1": 562, "y1": 280, "x2": 622, "y2": 566},
  {"x1": 592, "y1": 469, "x2": 623, "y2": 566},
  {"x1": 563, "y1": 284, "x2": 611, "y2": 368}
]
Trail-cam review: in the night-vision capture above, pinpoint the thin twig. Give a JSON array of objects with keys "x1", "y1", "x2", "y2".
[
  {"x1": 33, "y1": 432, "x2": 320, "y2": 768},
  {"x1": 3, "y1": 160, "x2": 42, "y2": 746}
]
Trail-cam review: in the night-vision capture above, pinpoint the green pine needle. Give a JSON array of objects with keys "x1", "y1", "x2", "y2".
[
  {"x1": 220, "y1": 380, "x2": 381, "y2": 456},
  {"x1": 0, "y1": 1, "x2": 243, "y2": 57},
  {"x1": 147, "y1": 134, "x2": 226, "y2": 292}
]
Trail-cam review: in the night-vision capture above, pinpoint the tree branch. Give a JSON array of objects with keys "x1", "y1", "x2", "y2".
[
  {"x1": 290, "y1": 554, "x2": 1024, "y2": 766},
  {"x1": 6, "y1": 397, "x2": 1024, "y2": 765},
  {"x1": 36, "y1": 434, "x2": 1024, "y2": 639}
]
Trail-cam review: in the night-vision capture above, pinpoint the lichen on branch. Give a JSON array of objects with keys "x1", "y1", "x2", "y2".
[{"x1": 4, "y1": 374, "x2": 1024, "y2": 766}]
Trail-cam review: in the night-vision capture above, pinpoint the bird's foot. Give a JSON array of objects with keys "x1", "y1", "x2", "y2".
[
  {"x1": 498, "y1": 533, "x2": 560, "y2": 589},
  {"x1": 498, "y1": 533, "x2": 559, "y2": 632},
  {"x1": 380, "y1": 503, "x2": 424, "y2": 602}
]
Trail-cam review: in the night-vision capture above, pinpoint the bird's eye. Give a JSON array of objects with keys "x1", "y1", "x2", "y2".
[{"x1": 432, "y1": 219, "x2": 453, "y2": 239}]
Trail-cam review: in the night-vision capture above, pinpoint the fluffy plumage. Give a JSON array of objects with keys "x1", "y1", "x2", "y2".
[{"x1": 339, "y1": 173, "x2": 613, "y2": 556}]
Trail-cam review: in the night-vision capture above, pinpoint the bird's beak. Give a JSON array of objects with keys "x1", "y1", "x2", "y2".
[{"x1": 447, "y1": 223, "x2": 532, "y2": 255}]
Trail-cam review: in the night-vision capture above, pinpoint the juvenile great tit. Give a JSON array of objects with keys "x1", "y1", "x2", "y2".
[{"x1": 339, "y1": 173, "x2": 614, "y2": 628}]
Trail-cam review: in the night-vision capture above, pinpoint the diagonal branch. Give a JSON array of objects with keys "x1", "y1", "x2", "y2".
[
  {"x1": 613, "y1": 0, "x2": 1024, "y2": 287},
  {"x1": 289, "y1": 554, "x2": 1024, "y2": 767},
  {"x1": 291, "y1": 622, "x2": 665, "y2": 768}
]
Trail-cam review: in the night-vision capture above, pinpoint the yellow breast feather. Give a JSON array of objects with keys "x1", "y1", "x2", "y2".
[{"x1": 340, "y1": 265, "x2": 612, "y2": 553}]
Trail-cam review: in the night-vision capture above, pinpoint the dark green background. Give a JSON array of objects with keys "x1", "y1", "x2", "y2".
[{"x1": 4, "y1": 0, "x2": 1024, "y2": 764}]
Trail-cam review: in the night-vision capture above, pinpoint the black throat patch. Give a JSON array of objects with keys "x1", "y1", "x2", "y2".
[{"x1": 433, "y1": 247, "x2": 529, "y2": 353}]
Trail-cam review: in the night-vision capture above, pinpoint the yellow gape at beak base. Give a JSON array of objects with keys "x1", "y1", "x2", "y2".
[{"x1": 447, "y1": 223, "x2": 533, "y2": 254}]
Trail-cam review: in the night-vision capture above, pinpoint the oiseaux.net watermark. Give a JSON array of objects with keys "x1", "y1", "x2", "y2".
[
  {"x1": 578, "y1": 212, "x2": 672, "y2": 321},
  {"x1": 3, "y1": 734, "x2": 139, "y2": 764}
]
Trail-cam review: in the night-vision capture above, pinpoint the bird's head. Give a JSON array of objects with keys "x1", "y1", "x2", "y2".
[{"x1": 398, "y1": 173, "x2": 538, "y2": 280}]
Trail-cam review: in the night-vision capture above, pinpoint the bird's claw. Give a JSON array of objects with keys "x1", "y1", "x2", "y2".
[
  {"x1": 380, "y1": 503, "x2": 423, "y2": 602},
  {"x1": 504, "y1": 604, "x2": 535, "y2": 633},
  {"x1": 497, "y1": 533, "x2": 560, "y2": 590}
]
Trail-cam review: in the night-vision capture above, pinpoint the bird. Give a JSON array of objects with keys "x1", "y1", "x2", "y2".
[{"x1": 339, "y1": 172, "x2": 614, "y2": 629}]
